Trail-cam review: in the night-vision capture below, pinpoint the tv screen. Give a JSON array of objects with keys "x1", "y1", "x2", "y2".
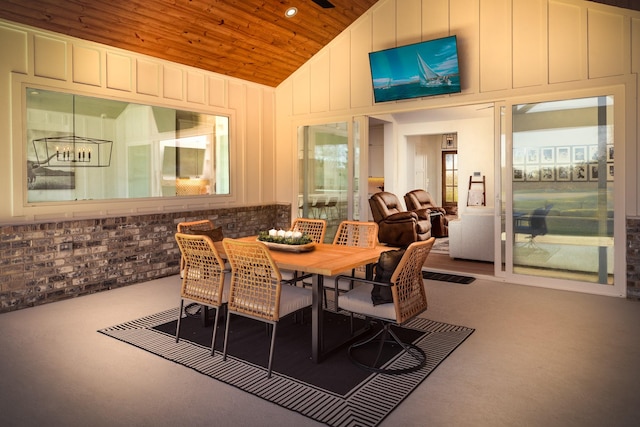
[{"x1": 368, "y1": 35, "x2": 461, "y2": 103}]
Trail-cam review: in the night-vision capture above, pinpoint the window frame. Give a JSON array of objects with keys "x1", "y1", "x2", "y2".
[{"x1": 10, "y1": 76, "x2": 237, "y2": 220}]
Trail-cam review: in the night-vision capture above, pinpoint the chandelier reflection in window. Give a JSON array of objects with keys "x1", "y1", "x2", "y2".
[{"x1": 31, "y1": 95, "x2": 113, "y2": 168}]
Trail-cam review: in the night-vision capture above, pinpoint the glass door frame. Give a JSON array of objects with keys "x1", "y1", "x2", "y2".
[
  {"x1": 496, "y1": 85, "x2": 627, "y2": 297},
  {"x1": 296, "y1": 117, "x2": 368, "y2": 241}
]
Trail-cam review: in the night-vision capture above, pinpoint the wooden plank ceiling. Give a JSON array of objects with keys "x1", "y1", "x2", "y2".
[
  {"x1": 588, "y1": 0, "x2": 640, "y2": 12},
  {"x1": 1, "y1": 1, "x2": 637, "y2": 87},
  {"x1": 0, "y1": 0, "x2": 379, "y2": 87}
]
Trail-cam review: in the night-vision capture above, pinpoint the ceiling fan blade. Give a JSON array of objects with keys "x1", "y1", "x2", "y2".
[{"x1": 311, "y1": 0, "x2": 335, "y2": 8}]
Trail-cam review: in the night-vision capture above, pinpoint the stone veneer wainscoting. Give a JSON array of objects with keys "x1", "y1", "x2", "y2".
[
  {"x1": 2, "y1": 210, "x2": 639, "y2": 311},
  {"x1": 0, "y1": 204, "x2": 291, "y2": 313},
  {"x1": 626, "y1": 218, "x2": 640, "y2": 299}
]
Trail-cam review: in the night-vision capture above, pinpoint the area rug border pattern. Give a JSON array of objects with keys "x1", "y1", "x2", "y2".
[{"x1": 99, "y1": 308, "x2": 474, "y2": 427}]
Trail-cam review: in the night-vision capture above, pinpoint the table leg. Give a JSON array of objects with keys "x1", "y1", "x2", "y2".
[
  {"x1": 311, "y1": 274, "x2": 324, "y2": 363},
  {"x1": 366, "y1": 263, "x2": 374, "y2": 280},
  {"x1": 200, "y1": 304, "x2": 211, "y2": 326}
]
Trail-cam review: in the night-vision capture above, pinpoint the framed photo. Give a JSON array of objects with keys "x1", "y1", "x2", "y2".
[
  {"x1": 573, "y1": 164, "x2": 587, "y2": 181},
  {"x1": 589, "y1": 145, "x2": 602, "y2": 162},
  {"x1": 540, "y1": 147, "x2": 555, "y2": 163},
  {"x1": 589, "y1": 163, "x2": 599, "y2": 181},
  {"x1": 513, "y1": 167, "x2": 525, "y2": 181},
  {"x1": 513, "y1": 148, "x2": 525, "y2": 165},
  {"x1": 556, "y1": 165, "x2": 571, "y2": 181},
  {"x1": 525, "y1": 166, "x2": 539, "y2": 181},
  {"x1": 572, "y1": 146, "x2": 586, "y2": 163},
  {"x1": 526, "y1": 148, "x2": 539, "y2": 164},
  {"x1": 607, "y1": 163, "x2": 614, "y2": 181},
  {"x1": 607, "y1": 144, "x2": 614, "y2": 161},
  {"x1": 556, "y1": 147, "x2": 570, "y2": 163},
  {"x1": 540, "y1": 166, "x2": 554, "y2": 181}
]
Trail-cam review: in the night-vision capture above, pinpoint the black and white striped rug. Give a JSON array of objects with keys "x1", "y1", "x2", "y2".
[{"x1": 99, "y1": 308, "x2": 473, "y2": 427}]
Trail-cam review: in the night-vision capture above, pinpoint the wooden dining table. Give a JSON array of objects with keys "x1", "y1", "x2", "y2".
[{"x1": 216, "y1": 236, "x2": 390, "y2": 363}]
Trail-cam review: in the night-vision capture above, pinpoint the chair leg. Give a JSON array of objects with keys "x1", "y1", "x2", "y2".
[
  {"x1": 372, "y1": 326, "x2": 389, "y2": 368},
  {"x1": 210, "y1": 306, "x2": 219, "y2": 356},
  {"x1": 175, "y1": 299, "x2": 185, "y2": 343},
  {"x1": 222, "y1": 312, "x2": 232, "y2": 361},
  {"x1": 347, "y1": 322, "x2": 427, "y2": 375},
  {"x1": 267, "y1": 322, "x2": 277, "y2": 379},
  {"x1": 386, "y1": 326, "x2": 425, "y2": 364}
]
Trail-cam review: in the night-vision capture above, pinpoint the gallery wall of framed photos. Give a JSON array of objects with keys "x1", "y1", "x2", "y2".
[{"x1": 513, "y1": 144, "x2": 614, "y2": 183}]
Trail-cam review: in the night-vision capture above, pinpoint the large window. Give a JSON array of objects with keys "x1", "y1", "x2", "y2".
[{"x1": 26, "y1": 88, "x2": 229, "y2": 203}]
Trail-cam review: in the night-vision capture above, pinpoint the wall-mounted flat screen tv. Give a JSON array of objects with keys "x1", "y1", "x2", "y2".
[{"x1": 368, "y1": 35, "x2": 461, "y2": 103}]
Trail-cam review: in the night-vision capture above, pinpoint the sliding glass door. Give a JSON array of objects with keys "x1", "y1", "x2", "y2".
[
  {"x1": 500, "y1": 92, "x2": 625, "y2": 296},
  {"x1": 298, "y1": 121, "x2": 357, "y2": 242}
]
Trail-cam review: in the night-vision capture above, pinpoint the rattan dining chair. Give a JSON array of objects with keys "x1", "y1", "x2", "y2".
[
  {"x1": 177, "y1": 219, "x2": 217, "y2": 276},
  {"x1": 221, "y1": 238, "x2": 312, "y2": 378},
  {"x1": 280, "y1": 218, "x2": 328, "y2": 284},
  {"x1": 328, "y1": 220, "x2": 379, "y2": 310},
  {"x1": 335, "y1": 237, "x2": 435, "y2": 374},
  {"x1": 174, "y1": 232, "x2": 230, "y2": 355},
  {"x1": 290, "y1": 217, "x2": 327, "y2": 244}
]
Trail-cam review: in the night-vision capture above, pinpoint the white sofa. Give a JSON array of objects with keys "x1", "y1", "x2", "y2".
[{"x1": 448, "y1": 207, "x2": 495, "y2": 262}]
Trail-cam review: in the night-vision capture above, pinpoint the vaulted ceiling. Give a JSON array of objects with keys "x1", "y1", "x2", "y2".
[
  {"x1": 0, "y1": 0, "x2": 379, "y2": 87},
  {"x1": 0, "y1": 1, "x2": 637, "y2": 88}
]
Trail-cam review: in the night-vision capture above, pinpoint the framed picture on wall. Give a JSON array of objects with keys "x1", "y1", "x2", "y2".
[
  {"x1": 572, "y1": 146, "x2": 586, "y2": 163},
  {"x1": 589, "y1": 163, "x2": 599, "y2": 181},
  {"x1": 557, "y1": 165, "x2": 571, "y2": 181},
  {"x1": 556, "y1": 147, "x2": 570, "y2": 163},
  {"x1": 525, "y1": 166, "x2": 539, "y2": 181},
  {"x1": 573, "y1": 164, "x2": 587, "y2": 181},
  {"x1": 607, "y1": 144, "x2": 614, "y2": 161},
  {"x1": 540, "y1": 147, "x2": 554, "y2": 163},
  {"x1": 540, "y1": 166, "x2": 554, "y2": 181},
  {"x1": 607, "y1": 163, "x2": 614, "y2": 181},
  {"x1": 513, "y1": 167, "x2": 525, "y2": 181},
  {"x1": 526, "y1": 148, "x2": 539, "y2": 164},
  {"x1": 513, "y1": 148, "x2": 525, "y2": 165},
  {"x1": 589, "y1": 145, "x2": 601, "y2": 162}
]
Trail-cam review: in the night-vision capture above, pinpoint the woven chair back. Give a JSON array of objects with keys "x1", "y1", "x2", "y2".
[
  {"x1": 390, "y1": 237, "x2": 435, "y2": 324},
  {"x1": 333, "y1": 221, "x2": 378, "y2": 276},
  {"x1": 177, "y1": 220, "x2": 215, "y2": 271},
  {"x1": 291, "y1": 218, "x2": 327, "y2": 244},
  {"x1": 174, "y1": 232, "x2": 227, "y2": 306},
  {"x1": 222, "y1": 238, "x2": 283, "y2": 322},
  {"x1": 333, "y1": 221, "x2": 378, "y2": 248},
  {"x1": 177, "y1": 219, "x2": 214, "y2": 233}
]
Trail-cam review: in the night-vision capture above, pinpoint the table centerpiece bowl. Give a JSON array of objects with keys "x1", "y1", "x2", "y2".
[{"x1": 257, "y1": 231, "x2": 316, "y2": 252}]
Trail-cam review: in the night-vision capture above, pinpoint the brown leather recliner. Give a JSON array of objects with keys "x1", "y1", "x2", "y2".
[
  {"x1": 404, "y1": 189, "x2": 449, "y2": 237},
  {"x1": 369, "y1": 192, "x2": 431, "y2": 247}
]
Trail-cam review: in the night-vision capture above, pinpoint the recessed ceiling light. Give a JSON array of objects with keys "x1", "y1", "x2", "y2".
[{"x1": 285, "y1": 7, "x2": 298, "y2": 18}]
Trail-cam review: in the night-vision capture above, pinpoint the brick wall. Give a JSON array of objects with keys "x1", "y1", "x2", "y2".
[
  {"x1": 0, "y1": 204, "x2": 291, "y2": 312},
  {"x1": 2, "y1": 208, "x2": 637, "y2": 311},
  {"x1": 627, "y1": 218, "x2": 640, "y2": 299}
]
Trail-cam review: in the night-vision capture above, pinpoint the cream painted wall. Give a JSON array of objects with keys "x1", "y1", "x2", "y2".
[
  {"x1": 275, "y1": 0, "x2": 640, "y2": 219},
  {"x1": 397, "y1": 115, "x2": 494, "y2": 214},
  {"x1": 0, "y1": 19, "x2": 277, "y2": 224}
]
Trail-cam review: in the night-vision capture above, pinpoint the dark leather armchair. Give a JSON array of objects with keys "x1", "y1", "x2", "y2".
[
  {"x1": 404, "y1": 189, "x2": 449, "y2": 237},
  {"x1": 369, "y1": 192, "x2": 431, "y2": 247}
]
